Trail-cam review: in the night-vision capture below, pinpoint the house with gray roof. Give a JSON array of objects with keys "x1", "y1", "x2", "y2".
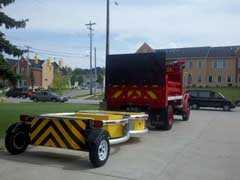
[{"x1": 137, "y1": 43, "x2": 240, "y2": 87}]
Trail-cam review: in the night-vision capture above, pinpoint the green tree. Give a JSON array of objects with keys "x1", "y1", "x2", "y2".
[
  {"x1": 52, "y1": 70, "x2": 62, "y2": 89},
  {"x1": 71, "y1": 68, "x2": 84, "y2": 86},
  {"x1": 96, "y1": 73, "x2": 103, "y2": 85},
  {"x1": 0, "y1": 0, "x2": 27, "y2": 86},
  {"x1": 52, "y1": 70, "x2": 70, "y2": 90}
]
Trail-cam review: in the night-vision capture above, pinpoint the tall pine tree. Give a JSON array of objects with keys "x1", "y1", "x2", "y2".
[{"x1": 0, "y1": 0, "x2": 27, "y2": 85}]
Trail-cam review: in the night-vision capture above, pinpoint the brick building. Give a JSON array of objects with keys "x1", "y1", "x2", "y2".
[
  {"x1": 6, "y1": 57, "x2": 55, "y2": 89},
  {"x1": 137, "y1": 43, "x2": 240, "y2": 87}
]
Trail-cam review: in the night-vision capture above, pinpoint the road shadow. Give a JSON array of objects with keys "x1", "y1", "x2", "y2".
[
  {"x1": 148, "y1": 118, "x2": 185, "y2": 131},
  {"x1": 0, "y1": 148, "x2": 93, "y2": 171},
  {"x1": 0, "y1": 144, "x2": 123, "y2": 171}
]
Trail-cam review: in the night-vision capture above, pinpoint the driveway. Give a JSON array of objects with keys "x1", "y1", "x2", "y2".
[{"x1": 0, "y1": 108, "x2": 240, "y2": 180}]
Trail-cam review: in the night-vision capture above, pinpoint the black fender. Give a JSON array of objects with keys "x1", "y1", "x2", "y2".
[{"x1": 86, "y1": 129, "x2": 109, "y2": 148}]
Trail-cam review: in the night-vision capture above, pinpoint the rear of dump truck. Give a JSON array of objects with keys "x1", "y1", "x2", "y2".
[{"x1": 106, "y1": 52, "x2": 190, "y2": 130}]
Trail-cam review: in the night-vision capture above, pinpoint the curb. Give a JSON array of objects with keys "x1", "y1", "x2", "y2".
[{"x1": 0, "y1": 138, "x2": 4, "y2": 150}]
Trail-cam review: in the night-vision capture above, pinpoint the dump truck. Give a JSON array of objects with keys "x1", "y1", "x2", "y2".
[{"x1": 106, "y1": 52, "x2": 190, "y2": 130}]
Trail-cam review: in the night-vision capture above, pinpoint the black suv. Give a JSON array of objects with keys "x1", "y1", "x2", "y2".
[{"x1": 188, "y1": 90, "x2": 235, "y2": 111}]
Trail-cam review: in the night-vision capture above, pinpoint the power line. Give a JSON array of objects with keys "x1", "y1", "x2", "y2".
[
  {"x1": 29, "y1": 50, "x2": 89, "y2": 59},
  {"x1": 31, "y1": 47, "x2": 89, "y2": 55},
  {"x1": 17, "y1": 45, "x2": 89, "y2": 55},
  {"x1": 17, "y1": 45, "x2": 89, "y2": 58}
]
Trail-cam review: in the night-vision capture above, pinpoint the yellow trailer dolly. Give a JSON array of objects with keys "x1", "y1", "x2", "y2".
[{"x1": 4, "y1": 111, "x2": 148, "y2": 167}]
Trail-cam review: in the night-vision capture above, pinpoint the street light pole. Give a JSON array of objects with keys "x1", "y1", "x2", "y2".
[
  {"x1": 104, "y1": 0, "x2": 110, "y2": 99},
  {"x1": 106, "y1": 0, "x2": 110, "y2": 58}
]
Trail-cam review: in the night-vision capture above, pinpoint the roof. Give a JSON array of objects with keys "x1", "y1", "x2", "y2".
[
  {"x1": 155, "y1": 45, "x2": 240, "y2": 59},
  {"x1": 136, "y1": 42, "x2": 155, "y2": 54},
  {"x1": 6, "y1": 58, "x2": 45, "y2": 69},
  {"x1": 6, "y1": 59, "x2": 18, "y2": 66},
  {"x1": 208, "y1": 46, "x2": 240, "y2": 57}
]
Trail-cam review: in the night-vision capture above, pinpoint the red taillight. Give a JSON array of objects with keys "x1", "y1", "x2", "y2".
[{"x1": 93, "y1": 121, "x2": 103, "y2": 128}]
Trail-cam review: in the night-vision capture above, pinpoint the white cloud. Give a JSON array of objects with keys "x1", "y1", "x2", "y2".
[{"x1": 2, "y1": 0, "x2": 240, "y2": 68}]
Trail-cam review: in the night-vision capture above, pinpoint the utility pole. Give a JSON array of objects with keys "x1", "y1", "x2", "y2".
[
  {"x1": 85, "y1": 21, "x2": 96, "y2": 95},
  {"x1": 94, "y1": 47, "x2": 97, "y2": 95}
]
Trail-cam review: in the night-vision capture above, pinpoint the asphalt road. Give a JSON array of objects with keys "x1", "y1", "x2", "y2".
[
  {"x1": 0, "y1": 108, "x2": 240, "y2": 180},
  {"x1": 5, "y1": 97, "x2": 100, "y2": 105}
]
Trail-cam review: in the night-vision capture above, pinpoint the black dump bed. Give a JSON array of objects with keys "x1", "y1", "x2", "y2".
[{"x1": 106, "y1": 52, "x2": 166, "y2": 85}]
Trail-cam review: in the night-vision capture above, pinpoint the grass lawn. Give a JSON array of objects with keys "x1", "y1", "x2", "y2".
[
  {"x1": 189, "y1": 87, "x2": 240, "y2": 102},
  {"x1": 0, "y1": 103, "x2": 98, "y2": 138}
]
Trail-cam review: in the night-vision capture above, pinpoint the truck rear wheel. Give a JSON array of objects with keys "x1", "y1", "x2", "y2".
[
  {"x1": 182, "y1": 103, "x2": 190, "y2": 121},
  {"x1": 5, "y1": 123, "x2": 29, "y2": 155},
  {"x1": 160, "y1": 105, "x2": 174, "y2": 130},
  {"x1": 88, "y1": 129, "x2": 110, "y2": 168},
  {"x1": 182, "y1": 111, "x2": 190, "y2": 121}
]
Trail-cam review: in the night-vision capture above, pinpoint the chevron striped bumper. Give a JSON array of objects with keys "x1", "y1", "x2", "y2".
[
  {"x1": 26, "y1": 111, "x2": 148, "y2": 148},
  {"x1": 30, "y1": 117, "x2": 88, "y2": 151}
]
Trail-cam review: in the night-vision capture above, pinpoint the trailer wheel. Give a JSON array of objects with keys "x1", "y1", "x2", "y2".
[
  {"x1": 5, "y1": 123, "x2": 29, "y2": 155},
  {"x1": 88, "y1": 129, "x2": 110, "y2": 168},
  {"x1": 160, "y1": 105, "x2": 174, "y2": 131}
]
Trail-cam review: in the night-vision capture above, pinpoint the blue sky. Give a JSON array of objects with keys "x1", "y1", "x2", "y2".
[{"x1": 2, "y1": 0, "x2": 240, "y2": 68}]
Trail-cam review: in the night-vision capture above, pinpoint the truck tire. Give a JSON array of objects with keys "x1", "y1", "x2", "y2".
[
  {"x1": 160, "y1": 106, "x2": 174, "y2": 131},
  {"x1": 182, "y1": 104, "x2": 190, "y2": 121},
  {"x1": 182, "y1": 111, "x2": 190, "y2": 121},
  {"x1": 5, "y1": 123, "x2": 29, "y2": 155},
  {"x1": 88, "y1": 129, "x2": 110, "y2": 168}
]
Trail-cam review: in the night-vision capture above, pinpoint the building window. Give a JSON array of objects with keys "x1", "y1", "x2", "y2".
[
  {"x1": 198, "y1": 75, "x2": 202, "y2": 83},
  {"x1": 187, "y1": 74, "x2": 192, "y2": 85},
  {"x1": 188, "y1": 60, "x2": 193, "y2": 69},
  {"x1": 209, "y1": 75, "x2": 213, "y2": 83},
  {"x1": 213, "y1": 61, "x2": 217, "y2": 69},
  {"x1": 223, "y1": 60, "x2": 227, "y2": 69},
  {"x1": 218, "y1": 76, "x2": 222, "y2": 83},
  {"x1": 213, "y1": 59, "x2": 226, "y2": 69},
  {"x1": 238, "y1": 58, "x2": 240, "y2": 68},
  {"x1": 227, "y1": 76, "x2": 232, "y2": 83},
  {"x1": 198, "y1": 61, "x2": 202, "y2": 68}
]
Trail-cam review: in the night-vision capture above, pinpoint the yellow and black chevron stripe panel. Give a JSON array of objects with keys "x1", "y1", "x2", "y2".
[{"x1": 30, "y1": 118, "x2": 87, "y2": 150}]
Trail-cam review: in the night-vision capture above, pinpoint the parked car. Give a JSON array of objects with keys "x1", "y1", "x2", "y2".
[
  {"x1": 235, "y1": 99, "x2": 240, "y2": 107},
  {"x1": 187, "y1": 90, "x2": 235, "y2": 111},
  {"x1": 31, "y1": 91, "x2": 68, "y2": 102},
  {"x1": 6, "y1": 88, "x2": 31, "y2": 98}
]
